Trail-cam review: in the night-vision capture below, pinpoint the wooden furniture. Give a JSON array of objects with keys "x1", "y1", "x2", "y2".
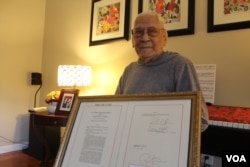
[
  {"x1": 23, "y1": 111, "x2": 68, "y2": 166},
  {"x1": 0, "y1": 151, "x2": 43, "y2": 167}
]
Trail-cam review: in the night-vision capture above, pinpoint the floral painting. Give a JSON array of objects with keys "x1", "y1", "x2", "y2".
[
  {"x1": 139, "y1": 0, "x2": 194, "y2": 36},
  {"x1": 90, "y1": 0, "x2": 130, "y2": 46},
  {"x1": 147, "y1": 0, "x2": 181, "y2": 24},
  {"x1": 208, "y1": 0, "x2": 250, "y2": 32},
  {"x1": 96, "y1": 3, "x2": 121, "y2": 35},
  {"x1": 224, "y1": 0, "x2": 250, "y2": 14}
]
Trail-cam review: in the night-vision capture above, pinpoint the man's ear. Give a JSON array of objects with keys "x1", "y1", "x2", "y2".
[
  {"x1": 132, "y1": 38, "x2": 135, "y2": 48},
  {"x1": 163, "y1": 30, "x2": 168, "y2": 46}
]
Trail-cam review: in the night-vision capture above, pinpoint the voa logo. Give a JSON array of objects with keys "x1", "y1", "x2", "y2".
[
  {"x1": 226, "y1": 155, "x2": 247, "y2": 163},
  {"x1": 222, "y1": 150, "x2": 249, "y2": 167}
]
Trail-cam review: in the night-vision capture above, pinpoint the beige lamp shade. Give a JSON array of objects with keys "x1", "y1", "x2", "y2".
[{"x1": 57, "y1": 65, "x2": 91, "y2": 87}]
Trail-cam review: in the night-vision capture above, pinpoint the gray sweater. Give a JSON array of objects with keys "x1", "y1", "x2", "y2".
[{"x1": 115, "y1": 51, "x2": 209, "y2": 131}]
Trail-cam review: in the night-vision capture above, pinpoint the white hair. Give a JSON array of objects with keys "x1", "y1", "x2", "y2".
[{"x1": 134, "y1": 11, "x2": 167, "y2": 31}]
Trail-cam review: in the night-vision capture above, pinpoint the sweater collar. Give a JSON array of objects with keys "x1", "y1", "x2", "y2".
[{"x1": 137, "y1": 51, "x2": 169, "y2": 66}]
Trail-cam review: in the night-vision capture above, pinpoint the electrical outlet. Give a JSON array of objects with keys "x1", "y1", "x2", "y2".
[{"x1": 201, "y1": 154, "x2": 214, "y2": 166}]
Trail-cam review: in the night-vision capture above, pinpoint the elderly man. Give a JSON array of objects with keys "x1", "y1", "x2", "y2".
[{"x1": 115, "y1": 12, "x2": 209, "y2": 132}]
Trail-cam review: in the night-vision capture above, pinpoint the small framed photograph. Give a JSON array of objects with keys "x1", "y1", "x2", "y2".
[
  {"x1": 89, "y1": 0, "x2": 130, "y2": 46},
  {"x1": 55, "y1": 89, "x2": 79, "y2": 115},
  {"x1": 207, "y1": 0, "x2": 250, "y2": 32},
  {"x1": 138, "y1": 0, "x2": 195, "y2": 37}
]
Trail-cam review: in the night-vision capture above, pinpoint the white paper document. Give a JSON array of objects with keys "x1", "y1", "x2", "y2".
[
  {"x1": 61, "y1": 100, "x2": 192, "y2": 167},
  {"x1": 195, "y1": 64, "x2": 216, "y2": 104}
]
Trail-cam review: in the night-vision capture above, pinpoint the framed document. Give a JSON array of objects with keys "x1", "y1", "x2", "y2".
[{"x1": 54, "y1": 92, "x2": 202, "y2": 167}]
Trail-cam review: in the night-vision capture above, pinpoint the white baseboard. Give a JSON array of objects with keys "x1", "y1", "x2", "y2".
[{"x1": 0, "y1": 142, "x2": 28, "y2": 154}]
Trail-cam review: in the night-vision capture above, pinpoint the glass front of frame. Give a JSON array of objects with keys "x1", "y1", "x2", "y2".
[{"x1": 54, "y1": 92, "x2": 202, "y2": 167}]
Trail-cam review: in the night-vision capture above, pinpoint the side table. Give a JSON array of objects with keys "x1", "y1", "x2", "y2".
[{"x1": 32, "y1": 111, "x2": 68, "y2": 166}]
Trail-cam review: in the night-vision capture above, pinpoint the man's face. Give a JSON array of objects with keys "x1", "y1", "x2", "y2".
[{"x1": 132, "y1": 14, "x2": 167, "y2": 63}]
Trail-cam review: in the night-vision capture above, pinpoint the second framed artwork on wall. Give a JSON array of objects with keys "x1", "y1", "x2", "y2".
[{"x1": 138, "y1": 0, "x2": 195, "y2": 37}]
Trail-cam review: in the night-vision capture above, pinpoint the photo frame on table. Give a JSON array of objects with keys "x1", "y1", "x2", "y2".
[
  {"x1": 55, "y1": 89, "x2": 79, "y2": 115},
  {"x1": 54, "y1": 92, "x2": 202, "y2": 167},
  {"x1": 89, "y1": 0, "x2": 130, "y2": 46},
  {"x1": 207, "y1": 0, "x2": 250, "y2": 33},
  {"x1": 138, "y1": 0, "x2": 195, "y2": 37}
]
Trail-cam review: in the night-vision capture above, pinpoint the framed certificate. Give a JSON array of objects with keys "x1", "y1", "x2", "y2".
[{"x1": 54, "y1": 92, "x2": 202, "y2": 167}]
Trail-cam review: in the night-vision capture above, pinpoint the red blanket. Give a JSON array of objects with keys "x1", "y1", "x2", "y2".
[{"x1": 208, "y1": 105, "x2": 250, "y2": 124}]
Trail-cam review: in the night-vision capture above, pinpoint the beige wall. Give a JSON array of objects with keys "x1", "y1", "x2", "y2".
[
  {"x1": 0, "y1": 0, "x2": 45, "y2": 149},
  {"x1": 0, "y1": 0, "x2": 249, "y2": 150}
]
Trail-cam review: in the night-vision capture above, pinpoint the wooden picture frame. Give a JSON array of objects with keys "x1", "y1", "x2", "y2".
[
  {"x1": 55, "y1": 89, "x2": 79, "y2": 115},
  {"x1": 138, "y1": 0, "x2": 195, "y2": 37},
  {"x1": 207, "y1": 0, "x2": 250, "y2": 33},
  {"x1": 89, "y1": 0, "x2": 130, "y2": 46},
  {"x1": 54, "y1": 92, "x2": 202, "y2": 167}
]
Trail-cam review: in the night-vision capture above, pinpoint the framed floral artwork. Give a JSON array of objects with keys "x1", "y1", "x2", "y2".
[
  {"x1": 55, "y1": 89, "x2": 79, "y2": 115},
  {"x1": 89, "y1": 0, "x2": 130, "y2": 46},
  {"x1": 208, "y1": 0, "x2": 250, "y2": 32},
  {"x1": 138, "y1": 0, "x2": 195, "y2": 37}
]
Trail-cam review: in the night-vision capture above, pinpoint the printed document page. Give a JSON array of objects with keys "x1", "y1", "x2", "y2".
[
  {"x1": 195, "y1": 64, "x2": 216, "y2": 104},
  {"x1": 61, "y1": 100, "x2": 192, "y2": 167}
]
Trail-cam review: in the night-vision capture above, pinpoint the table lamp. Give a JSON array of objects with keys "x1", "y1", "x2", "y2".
[{"x1": 57, "y1": 65, "x2": 92, "y2": 89}]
